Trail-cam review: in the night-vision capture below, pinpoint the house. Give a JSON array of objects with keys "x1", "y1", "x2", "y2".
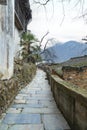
[{"x1": 0, "y1": 0, "x2": 32, "y2": 79}]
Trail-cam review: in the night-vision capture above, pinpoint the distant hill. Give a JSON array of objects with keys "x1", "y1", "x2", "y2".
[
  {"x1": 60, "y1": 55, "x2": 87, "y2": 67},
  {"x1": 41, "y1": 40, "x2": 87, "y2": 63}
]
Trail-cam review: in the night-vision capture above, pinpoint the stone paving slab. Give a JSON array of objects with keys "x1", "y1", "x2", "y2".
[
  {"x1": 22, "y1": 108, "x2": 60, "y2": 114},
  {"x1": 19, "y1": 90, "x2": 52, "y2": 95},
  {"x1": 9, "y1": 124, "x2": 44, "y2": 130},
  {"x1": 0, "y1": 124, "x2": 9, "y2": 130},
  {"x1": 11, "y1": 102, "x2": 57, "y2": 109},
  {"x1": 15, "y1": 96, "x2": 24, "y2": 100},
  {"x1": 43, "y1": 114, "x2": 70, "y2": 130},
  {"x1": 16, "y1": 93, "x2": 53, "y2": 98},
  {"x1": 0, "y1": 124, "x2": 44, "y2": 130},
  {"x1": 3, "y1": 113, "x2": 41, "y2": 124},
  {"x1": 11, "y1": 103, "x2": 44, "y2": 108},
  {"x1": 36, "y1": 90, "x2": 52, "y2": 94},
  {"x1": 7, "y1": 108, "x2": 22, "y2": 114},
  {"x1": 31, "y1": 93, "x2": 53, "y2": 97},
  {"x1": 0, "y1": 69, "x2": 70, "y2": 130},
  {"x1": 14, "y1": 100, "x2": 26, "y2": 104},
  {"x1": 26, "y1": 99, "x2": 56, "y2": 106},
  {"x1": 26, "y1": 99, "x2": 39, "y2": 104},
  {"x1": 23, "y1": 96, "x2": 54, "y2": 100},
  {"x1": 38, "y1": 100, "x2": 56, "y2": 106}
]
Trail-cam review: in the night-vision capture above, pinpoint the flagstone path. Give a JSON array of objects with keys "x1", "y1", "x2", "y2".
[{"x1": 0, "y1": 69, "x2": 70, "y2": 130}]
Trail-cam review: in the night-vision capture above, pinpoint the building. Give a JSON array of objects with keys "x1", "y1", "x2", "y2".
[{"x1": 0, "y1": 0, "x2": 32, "y2": 79}]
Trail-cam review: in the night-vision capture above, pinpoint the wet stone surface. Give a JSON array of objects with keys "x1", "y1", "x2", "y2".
[{"x1": 0, "y1": 69, "x2": 70, "y2": 130}]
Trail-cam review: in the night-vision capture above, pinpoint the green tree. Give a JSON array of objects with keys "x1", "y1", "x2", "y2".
[{"x1": 20, "y1": 31, "x2": 42, "y2": 63}]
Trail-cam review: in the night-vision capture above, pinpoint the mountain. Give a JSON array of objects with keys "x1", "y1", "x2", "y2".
[{"x1": 41, "y1": 40, "x2": 87, "y2": 63}]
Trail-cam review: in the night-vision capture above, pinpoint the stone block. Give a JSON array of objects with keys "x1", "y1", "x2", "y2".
[
  {"x1": 14, "y1": 100, "x2": 26, "y2": 104},
  {"x1": 9, "y1": 124, "x2": 44, "y2": 130},
  {"x1": 6, "y1": 108, "x2": 22, "y2": 114},
  {"x1": 43, "y1": 114, "x2": 70, "y2": 130},
  {"x1": 0, "y1": 124, "x2": 8, "y2": 130},
  {"x1": 3, "y1": 113, "x2": 41, "y2": 124},
  {"x1": 22, "y1": 108, "x2": 60, "y2": 114}
]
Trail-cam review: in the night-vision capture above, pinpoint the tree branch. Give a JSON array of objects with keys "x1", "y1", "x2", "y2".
[
  {"x1": 82, "y1": 38, "x2": 87, "y2": 41},
  {"x1": 60, "y1": 0, "x2": 65, "y2": 25},
  {"x1": 39, "y1": 31, "x2": 49, "y2": 47},
  {"x1": 43, "y1": 38, "x2": 54, "y2": 51},
  {"x1": 40, "y1": 38, "x2": 54, "y2": 54},
  {"x1": 33, "y1": 0, "x2": 51, "y2": 6}
]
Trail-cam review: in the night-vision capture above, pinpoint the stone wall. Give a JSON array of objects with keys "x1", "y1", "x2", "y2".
[
  {"x1": 0, "y1": 60, "x2": 36, "y2": 116},
  {"x1": 62, "y1": 66, "x2": 87, "y2": 90},
  {"x1": 47, "y1": 72, "x2": 87, "y2": 130}
]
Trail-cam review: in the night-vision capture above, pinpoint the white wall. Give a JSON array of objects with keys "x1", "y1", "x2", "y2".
[
  {"x1": 14, "y1": 27, "x2": 22, "y2": 58},
  {"x1": 0, "y1": 0, "x2": 15, "y2": 79}
]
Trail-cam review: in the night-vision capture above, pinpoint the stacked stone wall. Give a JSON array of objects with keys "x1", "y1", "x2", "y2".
[{"x1": 0, "y1": 60, "x2": 36, "y2": 116}]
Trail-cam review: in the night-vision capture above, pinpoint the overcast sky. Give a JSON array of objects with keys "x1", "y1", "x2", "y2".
[{"x1": 28, "y1": 0, "x2": 87, "y2": 44}]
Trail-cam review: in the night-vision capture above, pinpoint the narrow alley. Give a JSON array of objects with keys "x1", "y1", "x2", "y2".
[{"x1": 0, "y1": 69, "x2": 70, "y2": 130}]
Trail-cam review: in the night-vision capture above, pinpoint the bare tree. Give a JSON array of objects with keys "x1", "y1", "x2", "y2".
[
  {"x1": 40, "y1": 38, "x2": 54, "y2": 54},
  {"x1": 82, "y1": 36, "x2": 87, "y2": 42},
  {"x1": 33, "y1": 0, "x2": 51, "y2": 6},
  {"x1": 82, "y1": 36, "x2": 87, "y2": 45},
  {"x1": 42, "y1": 47, "x2": 58, "y2": 63},
  {"x1": 37, "y1": 31, "x2": 55, "y2": 54},
  {"x1": 39, "y1": 31, "x2": 49, "y2": 47},
  {"x1": 34, "y1": 31, "x2": 57, "y2": 62},
  {"x1": 32, "y1": 0, "x2": 87, "y2": 19}
]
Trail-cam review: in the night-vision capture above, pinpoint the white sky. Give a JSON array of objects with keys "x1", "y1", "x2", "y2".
[{"x1": 28, "y1": 0, "x2": 87, "y2": 44}]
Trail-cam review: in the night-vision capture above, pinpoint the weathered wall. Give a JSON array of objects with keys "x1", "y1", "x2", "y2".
[
  {"x1": 0, "y1": 61, "x2": 36, "y2": 116},
  {"x1": 62, "y1": 66, "x2": 87, "y2": 90},
  {"x1": 47, "y1": 73, "x2": 87, "y2": 130},
  {"x1": 0, "y1": 0, "x2": 15, "y2": 79},
  {"x1": 14, "y1": 27, "x2": 22, "y2": 58}
]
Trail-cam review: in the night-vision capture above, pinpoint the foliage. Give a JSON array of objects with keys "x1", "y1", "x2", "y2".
[
  {"x1": 20, "y1": 31, "x2": 42, "y2": 63},
  {"x1": 20, "y1": 32, "x2": 38, "y2": 46}
]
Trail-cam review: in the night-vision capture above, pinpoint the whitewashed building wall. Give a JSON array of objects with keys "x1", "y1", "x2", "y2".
[
  {"x1": 0, "y1": 0, "x2": 15, "y2": 79},
  {"x1": 14, "y1": 27, "x2": 22, "y2": 58},
  {"x1": 0, "y1": 0, "x2": 31, "y2": 79}
]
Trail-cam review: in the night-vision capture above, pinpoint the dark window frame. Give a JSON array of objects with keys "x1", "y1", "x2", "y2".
[{"x1": 0, "y1": 0, "x2": 7, "y2": 5}]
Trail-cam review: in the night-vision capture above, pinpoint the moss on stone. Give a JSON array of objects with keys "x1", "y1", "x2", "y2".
[{"x1": 51, "y1": 75, "x2": 87, "y2": 99}]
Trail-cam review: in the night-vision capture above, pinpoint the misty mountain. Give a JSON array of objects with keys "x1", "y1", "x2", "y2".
[{"x1": 41, "y1": 40, "x2": 87, "y2": 63}]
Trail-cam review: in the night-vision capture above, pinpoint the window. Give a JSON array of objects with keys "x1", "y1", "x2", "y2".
[{"x1": 0, "y1": 0, "x2": 7, "y2": 5}]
